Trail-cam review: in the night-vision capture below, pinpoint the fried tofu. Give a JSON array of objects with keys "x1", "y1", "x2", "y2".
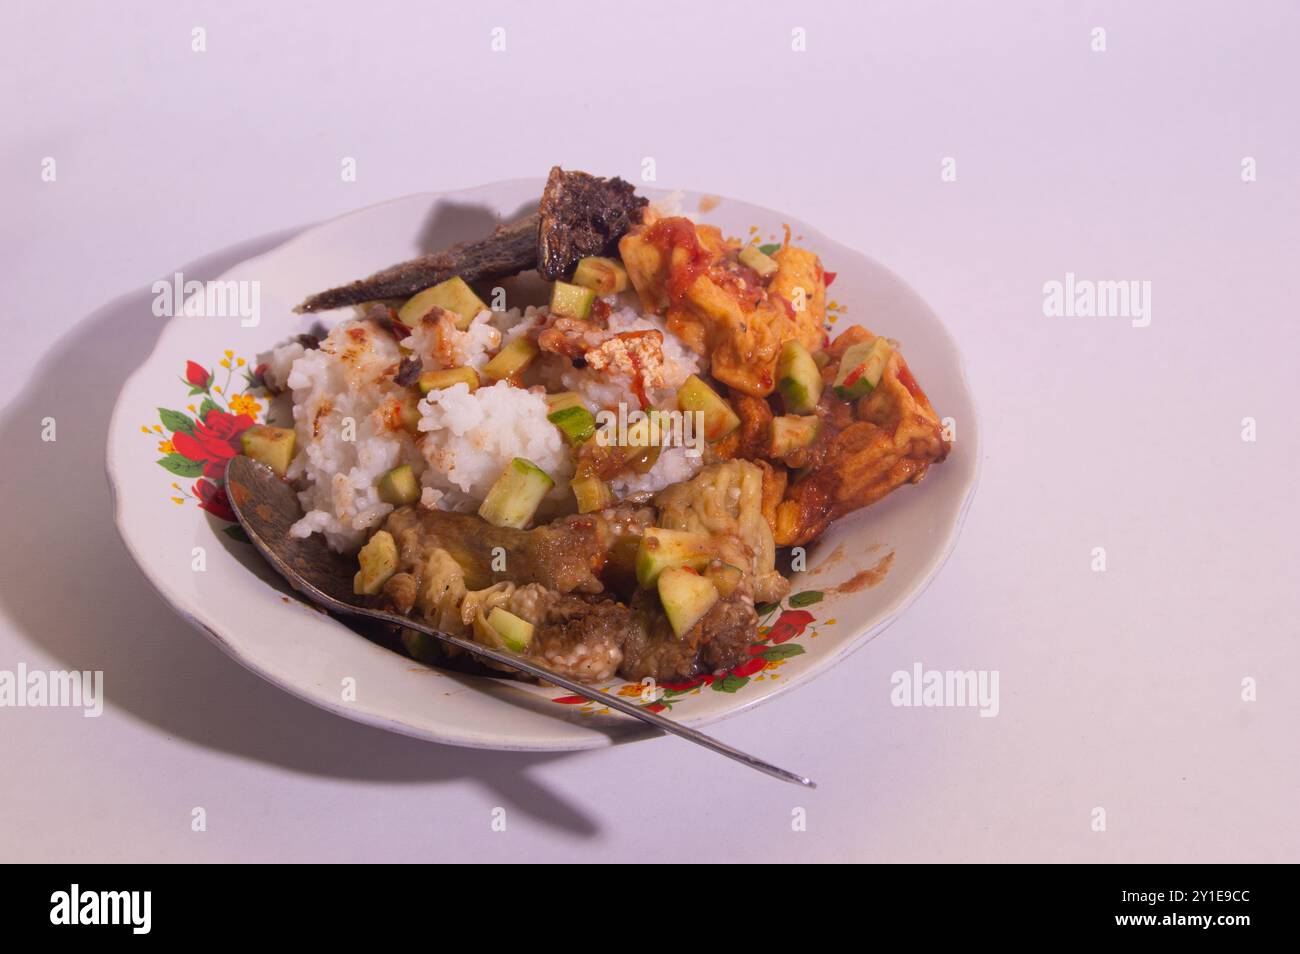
[
  {"x1": 620, "y1": 217, "x2": 825, "y2": 397},
  {"x1": 772, "y1": 330, "x2": 950, "y2": 546},
  {"x1": 622, "y1": 220, "x2": 948, "y2": 546}
]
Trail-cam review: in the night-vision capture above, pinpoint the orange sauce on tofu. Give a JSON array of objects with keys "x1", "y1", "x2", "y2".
[
  {"x1": 896, "y1": 360, "x2": 928, "y2": 404},
  {"x1": 644, "y1": 217, "x2": 710, "y2": 303}
]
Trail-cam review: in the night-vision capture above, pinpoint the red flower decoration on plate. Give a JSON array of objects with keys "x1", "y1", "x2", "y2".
[
  {"x1": 146, "y1": 352, "x2": 268, "y2": 523},
  {"x1": 173, "y1": 408, "x2": 254, "y2": 478},
  {"x1": 192, "y1": 479, "x2": 237, "y2": 522},
  {"x1": 185, "y1": 361, "x2": 212, "y2": 389}
]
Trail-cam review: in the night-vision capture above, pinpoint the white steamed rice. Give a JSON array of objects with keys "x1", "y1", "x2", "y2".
[
  {"x1": 261, "y1": 293, "x2": 706, "y2": 553},
  {"x1": 416, "y1": 380, "x2": 571, "y2": 513}
]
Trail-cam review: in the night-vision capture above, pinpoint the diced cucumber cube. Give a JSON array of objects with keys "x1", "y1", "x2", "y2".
[
  {"x1": 769, "y1": 415, "x2": 821, "y2": 457},
  {"x1": 572, "y1": 257, "x2": 630, "y2": 295},
  {"x1": 676, "y1": 374, "x2": 740, "y2": 442},
  {"x1": 704, "y1": 561, "x2": 744, "y2": 599},
  {"x1": 377, "y1": 464, "x2": 420, "y2": 506},
  {"x1": 777, "y1": 339, "x2": 823, "y2": 414},
  {"x1": 418, "y1": 366, "x2": 479, "y2": 393},
  {"x1": 483, "y1": 336, "x2": 540, "y2": 382},
  {"x1": 738, "y1": 244, "x2": 779, "y2": 278},
  {"x1": 548, "y1": 405, "x2": 596, "y2": 444},
  {"x1": 658, "y1": 566, "x2": 720, "y2": 638},
  {"x1": 833, "y1": 337, "x2": 893, "y2": 400},
  {"x1": 571, "y1": 475, "x2": 613, "y2": 514},
  {"x1": 241, "y1": 424, "x2": 296, "y2": 477},
  {"x1": 486, "y1": 607, "x2": 535, "y2": 653},
  {"x1": 354, "y1": 530, "x2": 399, "y2": 595},
  {"x1": 635, "y1": 527, "x2": 714, "y2": 588},
  {"x1": 397, "y1": 276, "x2": 488, "y2": 330},
  {"x1": 477, "y1": 457, "x2": 554, "y2": 529},
  {"x1": 544, "y1": 391, "x2": 586, "y2": 414},
  {"x1": 549, "y1": 281, "x2": 596, "y2": 320}
]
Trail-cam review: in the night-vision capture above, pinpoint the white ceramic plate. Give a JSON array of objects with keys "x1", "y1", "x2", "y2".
[{"x1": 107, "y1": 179, "x2": 979, "y2": 751}]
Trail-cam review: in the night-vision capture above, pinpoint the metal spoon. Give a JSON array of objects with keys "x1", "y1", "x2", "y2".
[{"x1": 225, "y1": 455, "x2": 815, "y2": 788}]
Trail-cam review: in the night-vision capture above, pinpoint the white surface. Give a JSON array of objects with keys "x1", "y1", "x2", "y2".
[{"x1": 2, "y1": 0, "x2": 1296, "y2": 862}]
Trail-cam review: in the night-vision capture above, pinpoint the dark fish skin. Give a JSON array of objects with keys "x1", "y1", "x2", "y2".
[
  {"x1": 297, "y1": 214, "x2": 538, "y2": 313},
  {"x1": 536, "y1": 166, "x2": 647, "y2": 280},
  {"x1": 296, "y1": 167, "x2": 647, "y2": 313}
]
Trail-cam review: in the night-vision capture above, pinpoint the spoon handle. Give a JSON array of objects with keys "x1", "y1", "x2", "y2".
[{"x1": 379, "y1": 613, "x2": 815, "y2": 788}]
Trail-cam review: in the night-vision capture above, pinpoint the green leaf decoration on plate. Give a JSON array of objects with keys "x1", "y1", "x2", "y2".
[
  {"x1": 156, "y1": 454, "x2": 204, "y2": 477},
  {"x1": 711, "y1": 674, "x2": 750, "y2": 693},
  {"x1": 159, "y1": 407, "x2": 196, "y2": 435}
]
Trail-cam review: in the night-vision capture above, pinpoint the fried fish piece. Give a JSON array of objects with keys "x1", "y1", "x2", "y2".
[
  {"x1": 298, "y1": 167, "x2": 646, "y2": 313},
  {"x1": 536, "y1": 167, "x2": 647, "y2": 280},
  {"x1": 297, "y1": 215, "x2": 539, "y2": 314}
]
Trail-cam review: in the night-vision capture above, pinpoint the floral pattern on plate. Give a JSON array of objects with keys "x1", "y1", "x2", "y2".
[
  {"x1": 142, "y1": 352, "x2": 267, "y2": 526},
  {"x1": 550, "y1": 599, "x2": 830, "y2": 710}
]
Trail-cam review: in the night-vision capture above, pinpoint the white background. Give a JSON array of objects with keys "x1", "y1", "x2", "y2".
[{"x1": 2, "y1": 0, "x2": 1297, "y2": 862}]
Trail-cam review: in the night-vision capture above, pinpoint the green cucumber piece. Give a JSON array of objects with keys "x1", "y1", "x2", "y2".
[
  {"x1": 571, "y1": 474, "x2": 613, "y2": 514},
  {"x1": 738, "y1": 244, "x2": 779, "y2": 278},
  {"x1": 544, "y1": 391, "x2": 586, "y2": 414},
  {"x1": 483, "y1": 336, "x2": 540, "y2": 382},
  {"x1": 572, "y1": 257, "x2": 630, "y2": 295},
  {"x1": 353, "y1": 530, "x2": 399, "y2": 595},
  {"x1": 770, "y1": 415, "x2": 821, "y2": 457},
  {"x1": 549, "y1": 281, "x2": 596, "y2": 320},
  {"x1": 486, "y1": 607, "x2": 535, "y2": 653},
  {"x1": 704, "y1": 561, "x2": 744, "y2": 599},
  {"x1": 418, "y1": 366, "x2": 479, "y2": 393},
  {"x1": 676, "y1": 374, "x2": 740, "y2": 442},
  {"x1": 548, "y1": 404, "x2": 596, "y2": 444},
  {"x1": 658, "y1": 567, "x2": 720, "y2": 638},
  {"x1": 776, "y1": 339, "x2": 823, "y2": 414},
  {"x1": 377, "y1": 464, "x2": 420, "y2": 506},
  {"x1": 477, "y1": 457, "x2": 554, "y2": 529},
  {"x1": 833, "y1": 337, "x2": 893, "y2": 400},
  {"x1": 240, "y1": 424, "x2": 296, "y2": 477},
  {"x1": 397, "y1": 392, "x2": 422, "y2": 433},
  {"x1": 398, "y1": 276, "x2": 488, "y2": 330},
  {"x1": 635, "y1": 527, "x2": 713, "y2": 588}
]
